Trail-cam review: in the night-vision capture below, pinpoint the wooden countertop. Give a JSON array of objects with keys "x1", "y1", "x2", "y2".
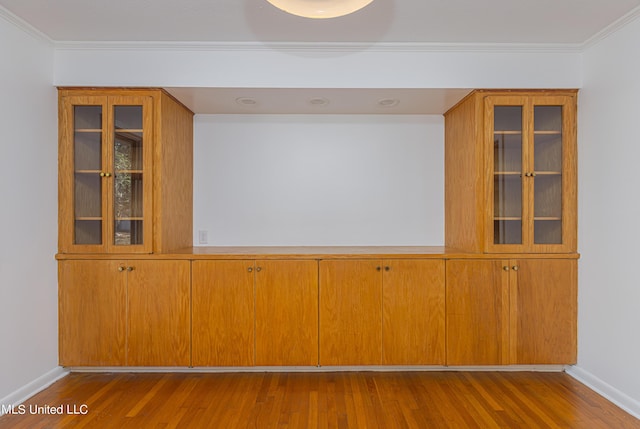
[{"x1": 56, "y1": 246, "x2": 580, "y2": 260}]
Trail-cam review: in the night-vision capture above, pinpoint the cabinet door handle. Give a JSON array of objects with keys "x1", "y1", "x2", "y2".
[
  {"x1": 503, "y1": 266, "x2": 510, "y2": 271},
  {"x1": 247, "y1": 267, "x2": 253, "y2": 273},
  {"x1": 118, "y1": 266, "x2": 125, "y2": 272},
  {"x1": 100, "y1": 172, "x2": 106, "y2": 177},
  {"x1": 256, "y1": 267, "x2": 262, "y2": 272},
  {"x1": 376, "y1": 266, "x2": 381, "y2": 271},
  {"x1": 104, "y1": 172, "x2": 112, "y2": 177},
  {"x1": 127, "y1": 266, "x2": 134, "y2": 272},
  {"x1": 384, "y1": 266, "x2": 390, "y2": 271},
  {"x1": 512, "y1": 265, "x2": 519, "y2": 271}
]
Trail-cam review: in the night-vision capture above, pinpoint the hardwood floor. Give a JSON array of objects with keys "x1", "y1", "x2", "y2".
[{"x1": 1, "y1": 371, "x2": 638, "y2": 428}]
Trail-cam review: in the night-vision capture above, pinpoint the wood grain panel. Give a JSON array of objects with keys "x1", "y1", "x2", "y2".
[
  {"x1": 192, "y1": 260, "x2": 255, "y2": 366},
  {"x1": 444, "y1": 91, "x2": 485, "y2": 252},
  {"x1": 153, "y1": 92, "x2": 194, "y2": 253},
  {"x1": 127, "y1": 260, "x2": 190, "y2": 366},
  {"x1": 446, "y1": 259, "x2": 509, "y2": 365},
  {"x1": 319, "y1": 260, "x2": 382, "y2": 365},
  {"x1": 255, "y1": 260, "x2": 319, "y2": 366},
  {"x1": 58, "y1": 260, "x2": 126, "y2": 366},
  {"x1": 382, "y1": 259, "x2": 445, "y2": 365},
  {"x1": 510, "y1": 259, "x2": 577, "y2": 364}
]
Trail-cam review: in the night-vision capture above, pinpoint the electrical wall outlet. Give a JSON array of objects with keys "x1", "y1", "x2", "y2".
[{"x1": 198, "y1": 230, "x2": 208, "y2": 244}]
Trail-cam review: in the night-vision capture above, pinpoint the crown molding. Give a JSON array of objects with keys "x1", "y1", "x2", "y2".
[
  {"x1": 53, "y1": 40, "x2": 584, "y2": 54},
  {"x1": 581, "y1": 4, "x2": 640, "y2": 50},
  {"x1": 0, "y1": 5, "x2": 53, "y2": 46}
]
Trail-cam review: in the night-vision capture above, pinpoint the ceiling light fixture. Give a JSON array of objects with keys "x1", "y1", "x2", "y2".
[{"x1": 265, "y1": 0, "x2": 374, "y2": 19}]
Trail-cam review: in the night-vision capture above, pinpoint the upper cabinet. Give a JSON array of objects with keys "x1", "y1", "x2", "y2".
[
  {"x1": 58, "y1": 88, "x2": 194, "y2": 254},
  {"x1": 445, "y1": 90, "x2": 577, "y2": 254}
]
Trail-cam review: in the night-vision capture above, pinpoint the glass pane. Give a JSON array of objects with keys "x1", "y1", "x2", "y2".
[
  {"x1": 73, "y1": 105, "x2": 103, "y2": 245},
  {"x1": 75, "y1": 220, "x2": 102, "y2": 245},
  {"x1": 114, "y1": 173, "x2": 144, "y2": 246},
  {"x1": 114, "y1": 132, "x2": 143, "y2": 171},
  {"x1": 114, "y1": 106, "x2": 142, "y2": 130},
  {"x1": 74, "y1": 106, "x2": 102, "y2": 130},
  {"x1": 493, "y1": 105, "x2": 523, "y2": 245},
  {"x1": 534, "y1": 106, "x2": 563, "y2": 244},
  {"x1": 115, "y1": 220, "x2": 143, "y2": 245},
  {"x1": 113, "y1": 105, "x2": 144, "y2": 247},
  {"x1": 74, "y1": 132, "x2": 102, "y2": 171}
]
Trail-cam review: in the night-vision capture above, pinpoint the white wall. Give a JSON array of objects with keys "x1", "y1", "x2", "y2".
[
  {"x1": 194, "y1": 114, "x2": 443, "y2": 246},
  {"x1": 53, "y1": 44, "x2": 582, "y2": 90},
  {"x1": 574, "y1": 14, "x2": 640, "y2": 413},
  {"x1": 0, "y1": 14, "x2": 59, "y2": 403}
]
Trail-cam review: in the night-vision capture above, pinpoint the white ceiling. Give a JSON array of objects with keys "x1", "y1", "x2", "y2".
[
  {"x1": 3, "y1": 0, "x2": 639, "y2": 114},
  {"x1": 2, "y1": 0, "x2": 639, "y2": 44}
]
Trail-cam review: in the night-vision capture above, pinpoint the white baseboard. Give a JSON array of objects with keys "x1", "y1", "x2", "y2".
[
  {"x1": 66, "y1": 364, "x2": 565, "y2": 373},
  {"x1": 566, "y1": 365, "x2": 640, "y2": 419},
  {"x1": 0, "y1": 366, "x2": 69, "y2": 417}
]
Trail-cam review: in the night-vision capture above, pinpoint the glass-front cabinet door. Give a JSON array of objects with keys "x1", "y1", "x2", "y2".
[
  {"x1": 485, "y1": 95, "x2": 576, "y2": 253},
  {"x1": 59, "y1": 95, "x2": 153, "y2": 253}
]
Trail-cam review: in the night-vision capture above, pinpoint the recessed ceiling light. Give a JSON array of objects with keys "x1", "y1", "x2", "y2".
[
  {"x1": 236, "y1": 97, "x2": 258, "y2": 106},
  {"x1": 378, "y1": 98, "x2": 399, "y2": 108},
  {"x1": 309, "y1": 98, "x2": 330, "y2": 106}
]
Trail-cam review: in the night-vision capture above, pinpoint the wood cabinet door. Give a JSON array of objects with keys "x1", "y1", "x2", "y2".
[
  {"x1": 446, "y1": 259, "x2": 510, "y2": 365},
  {"x1": 192, "y1": 260, "x2": 256, "y2": 366},
  {"x1": 255, "y1": 260, "x2": 318, "y2": 366},
  {"x1": 510, "y1": 259, "x2": 577, "y2": 364},
  {"x1": 484, "y1": 94, "x2": 577, "y2": 254},
  {"x1": 126, "y1": 260, "x2": 190, "y2": 366},
  {"x1": 383, "y1": 259, "x2": 445, "y2": 365},
  {"x1": 319, "y1": 260, "x2": 382, "y2": 365},
  {"x1": 59, "y1": 260, "x2": 126, "y2": 366}
]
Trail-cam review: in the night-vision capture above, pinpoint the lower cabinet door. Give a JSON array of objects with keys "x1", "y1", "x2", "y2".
[
  {"x1": 320, "y1": 260, "x2": 383, "y2": 365},
  {"x1": 192, "y1": 260, "x2": 256, "y2": 366},
  {"x1": 446, "y1": 259, "x2": 510, "y2": 365},
  {"x1": 510, "y1": 259, "x2": 577, "y2": 364},
  {"x1": 127, "y1": 260, "x2": 191, "y2": 366},
  {"x1": 59, "y1": 260, "x2": 126, "y2": 366},
  {"x1": 383, "y1": 259, "x2": 445, "y2": 365},
  {"x1": 255, "y1": 260, "x2": 319, "y2": 366}
]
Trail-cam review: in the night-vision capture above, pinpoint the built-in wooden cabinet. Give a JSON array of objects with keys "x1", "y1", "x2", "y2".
[
  {"x1": 320, "y1": 259, "x2": 445, "y2": 366},
  {"x1": 192, "y1": 259, "x2": 318, "y2": 367},
  {"x1": 58, "y1": 88, "x2": 193, "y2": 254},
  {"x1": 59, "y1": 259, "x2": 190, "y2": 366},
  {"x1": 445, "y1": 90, "x2": 577, "y2": 254},
  {"x1": 446, "y1": 258, "x2": 577, "y2": 366},
  {"x1": 57, "y1": 87, "x2": 579, "y2": 368}
]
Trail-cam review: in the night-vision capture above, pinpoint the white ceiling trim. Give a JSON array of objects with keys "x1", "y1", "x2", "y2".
[
  {"x1": 582, "y1": 4, "x2": 640, "y2": 49},
  {"x1": 0, "y1": 4, "x2": 52, "y2": 46},
  {"x1": 53, "y1": 40, "x2": 584, "y2": 54}
]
